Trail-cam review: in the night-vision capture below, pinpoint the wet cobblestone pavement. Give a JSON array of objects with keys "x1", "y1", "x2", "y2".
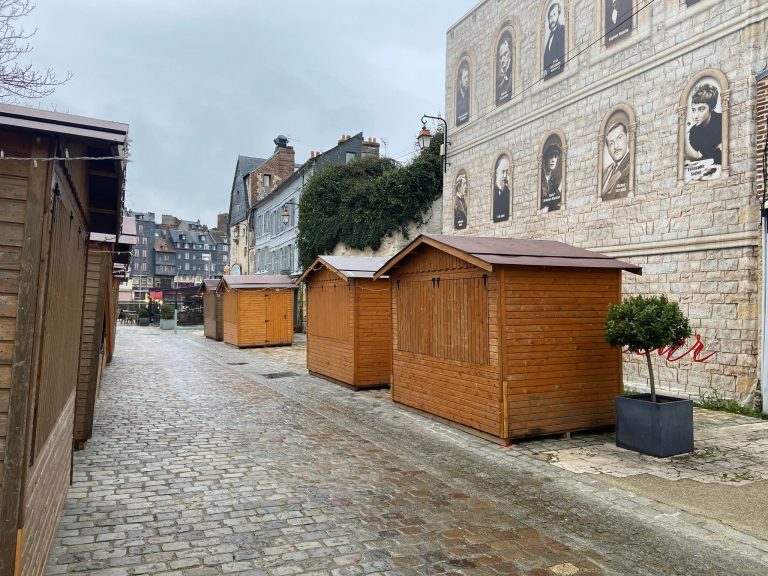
[{"x1": 46, "y1": 327, "x2": 768, "y2": 575}]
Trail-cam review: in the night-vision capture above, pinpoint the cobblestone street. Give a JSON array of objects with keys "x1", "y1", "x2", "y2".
[{"x1": 46, "y1": 327, "x2": 768, "y2": 576}]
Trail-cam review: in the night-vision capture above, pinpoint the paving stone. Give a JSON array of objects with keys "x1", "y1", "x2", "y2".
[{"x1": 45, "y1": 327, "x2": 768, "y2": 576}]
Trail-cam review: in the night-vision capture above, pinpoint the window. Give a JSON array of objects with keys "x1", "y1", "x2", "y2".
[
  {"x1": 138, "y1": 224, "x2": 144, "y2": 233},
  {"x1": 142, "y1": 262, "x2": 147, "y2": 272},
  {"x1": 263, "y1": 174, "x2": 271, "y2": 194},
  {"x1": 185, "y1": 252, "x2": 190, "y2": 260},
  {"x1": 142, "y1": 237, "x2": 147, "y2": 245},
  {"x1": 346, "y1": 152, "x2": 356, "y2": 164},
  {"x1": 185, "y1": 263, "x2": 190, "y2": 271},
  {"x1": 142, "y1": 249, "x2": 147, "y2": 257}
]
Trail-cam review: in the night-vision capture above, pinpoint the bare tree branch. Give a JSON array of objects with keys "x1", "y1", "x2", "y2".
[{"x1": 0, "y1": 0, "x2": 71, "y2": 100}]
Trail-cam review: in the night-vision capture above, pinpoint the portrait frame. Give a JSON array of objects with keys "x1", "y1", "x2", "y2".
[
  {"x1": 602, "y1": 0, "x2": 635, "y2": 47},
  {"x1": 538, "y1": 130, "x2": 567, "y2": 213},
  {"x1": 538, "y1": 0, "x2": 571, "y2": 82},
  {"x1": 598, "y1": 104, "x2": 637, "y2": 201},
  {"x1": 489, "y1": 151, "x2": 513, "y2": 223},
  {"x1": 453, "y1": 53, "x2": 474, "y2": 128},
  {"x1": 677, "y1": 69, "x2": 730, "y2": 183},
  {"x1": 491, "y1": 21, "x2": 521, "y2": 108},
  {"x1": 453, "y1": 168, "x2": 469, "y2": 230}
]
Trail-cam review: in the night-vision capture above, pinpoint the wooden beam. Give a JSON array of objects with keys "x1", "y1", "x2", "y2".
[{"x1": 87, "y1": 169, "x2": 118, "y2": 180}]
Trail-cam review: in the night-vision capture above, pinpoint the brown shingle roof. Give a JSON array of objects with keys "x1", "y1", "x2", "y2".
[{"x1": 374, "y1": 234, "x2": 642, "y2": 278}]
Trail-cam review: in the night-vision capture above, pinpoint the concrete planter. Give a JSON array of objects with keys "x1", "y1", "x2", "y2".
[
  {"x1": 160, "y1": 318, "x2": 176, "y2": 330},
  {"x1": 138, "y1": 317, "x2": 150, "y2": 327},
  {"x1": 615, "y1": 394, "x2": 694, "y2": 457}
]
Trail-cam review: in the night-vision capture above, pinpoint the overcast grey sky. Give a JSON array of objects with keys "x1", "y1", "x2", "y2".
[{"x1": 20, "y1": 0, "x2": 471, "y2": 228}]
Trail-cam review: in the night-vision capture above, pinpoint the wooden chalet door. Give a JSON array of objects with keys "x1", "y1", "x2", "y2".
[{"x1": 265, "y1": 290, "x2": 291, "y2": 344}]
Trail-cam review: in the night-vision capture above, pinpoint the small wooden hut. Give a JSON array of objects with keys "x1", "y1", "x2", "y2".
[
  {"x1": 297, "y1": 256, "x2": 391, "y2": 389},
  {"x1": 200, "y1": 278, "x2": 224, "y2": 340},
  {"x1": 218, "y1": 275, "x2": 296, "y2": 347},
  {"x1": 0, "y1": 104, "x2": 128, "y2": 575},
  {"x1": 374, "y1": 234, "x2": 641, "y2": 444},
  {"x1": 73, "y1": 216, "x2": 137, "y2": 449}
]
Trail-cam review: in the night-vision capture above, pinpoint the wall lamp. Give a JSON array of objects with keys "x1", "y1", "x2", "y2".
[{"x1": 281, "y1": 201, "x2": 298, "y2": 226}]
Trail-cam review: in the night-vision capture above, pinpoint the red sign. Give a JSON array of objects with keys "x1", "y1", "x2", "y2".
[{"x1": 624, "y1": 334, "x2": 716, "y2": 363}]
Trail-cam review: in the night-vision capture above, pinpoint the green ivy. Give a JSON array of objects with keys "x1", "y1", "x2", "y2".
[{"x1": 298, "y1": 133, "x2": 443, "y2": 269}]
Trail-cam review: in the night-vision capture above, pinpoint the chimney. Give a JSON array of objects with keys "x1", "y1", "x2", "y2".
[
  {"x1": 362, "y1": 136, "x2": 381, "y2": 160},
  {"x1": 273, "y1": 134, "x2": 295, "y2": 182},
  {"x1": 217, "y1": 212, "x2": 228, "y2": 231}
]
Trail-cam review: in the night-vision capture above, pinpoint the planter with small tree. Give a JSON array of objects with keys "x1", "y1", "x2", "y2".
[
  {"x1": 137, "y1": 306, "x2": 150, "y2": 327},
  {"x1": 159, "y1": 304, "x2": 176, "y2": 330},
  {"x1": 605, "y1": 294, "x2": 693, "y2": 457}
]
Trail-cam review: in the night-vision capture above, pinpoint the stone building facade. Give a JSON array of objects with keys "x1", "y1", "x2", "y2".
[{"x1": 443, "y1": 0, "x2": 768, "y2": 400}]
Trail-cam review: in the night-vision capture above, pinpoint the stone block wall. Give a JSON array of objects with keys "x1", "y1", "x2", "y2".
[{"x1": 443, "y1": 0, "x2": 768, "y2": 399}]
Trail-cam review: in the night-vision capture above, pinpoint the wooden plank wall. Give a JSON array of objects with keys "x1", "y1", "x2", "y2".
[
  {"x1": 391, "y1": 247, "x2": 501, "y2": 436},
  {"x1": 354, "y1": 279, "x2": 391, "y2": 387},
  {"x1": 74, "y1": 243, "x2": 110, "y2": 444},
  {"x1": 215, "y1": 294, "x2": 224, "y2": 341},
  {"x1": 504, "y1": 267, "x2": 622, "y2": 438},
  {"x1": 31, "y1": 168, "x2": 88, "y2": 460},
  {"x1": 236, "y1": 290, "x2": 267, "y2": 346},
  {"x1": 306, "y1": 270, "x2": 354, "y2": 384},
  {"x1": 105, "y1": 278, "x2": 118, "y2": 363},
  {"x1": 0, "y1": 132, "x2": 36, "y2": 494}
]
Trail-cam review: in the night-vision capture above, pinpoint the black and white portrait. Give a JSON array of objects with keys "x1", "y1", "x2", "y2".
[
  {"x1": 684, "y1": 77, "x2": 724, "y2": 182},
  {"x1": 605, "y1": 0, "x2": 633, "y2": 45},
  {"x1": 543, "y1": 1, "x2": 565, "y2": 79},
  {"x1": 600, "y1": 110, "x2": 632, "y2": 200},
  {"x1": 456, "y1": 60, "x2": 471, "y2": 126},
  {"x1": 495, "y1": 31, "x2": 513, "y2": 105},
  {"x1": 454, "y1": 170, "x2": 468, "y2": 230},
  {"x1": 540, "y1": 135, "x2": 563, "y2": 212},
  {"x1": 491, "y1": 154, "x2": 511, "y2": 222}
]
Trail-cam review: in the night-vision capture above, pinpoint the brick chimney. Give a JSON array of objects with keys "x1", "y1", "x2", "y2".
[
  {"x1": 273, "y1": 135, "x2": 295, "y2": 182},
  {"x1": 216, "y1": 212, "x2": 228, "y2": 231},
  {"x1": 362, "y1": 137, "x2": 381, "y2": 159}
]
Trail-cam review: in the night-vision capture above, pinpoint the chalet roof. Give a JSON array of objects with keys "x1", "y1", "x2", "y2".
[
  {"x1": 218, "y1": 275, "x2": 297, "y2": 291},
  {"x1": 0, "y1": 103, "x2": 128, "y2": 144},
  {"x1": 297, "y1": 255, "x2": 389, "y2": 283},
  {"x1": 199, "y1": 279, "x2": 220, "y2": 294},
  {"x1": 374, "y1": 234, "x2": 642, "y2": 278}
]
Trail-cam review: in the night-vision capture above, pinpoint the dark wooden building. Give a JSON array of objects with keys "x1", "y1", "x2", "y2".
[
  {"x1": 74, "y1": 216, "x2": 136, "y2": 449},
  {"x1": 375, "y1": 234, "x2": 641, "y2": 444},
  {"x1": 298, "y1": 256, "x2": 391, "y2": 389},
  {"x1": 0, "y1": 104, "x2": 128, "y2": 575},
  {"x1": 200, "y1": 278, "x2": 223, "y2": 341},
  {"x1": 218, "y1": 275, "x2": 296, "y2": 348}
]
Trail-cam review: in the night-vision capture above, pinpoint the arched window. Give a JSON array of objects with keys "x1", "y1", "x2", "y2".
[{"x1": 493, "y1": 22, "x2": 519, "y2": 106}]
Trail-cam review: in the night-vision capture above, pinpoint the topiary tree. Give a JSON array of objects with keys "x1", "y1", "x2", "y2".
[
  {"x1": 160, "y1": 304, "x2": 175, "y2": 320},
  {"x1": 605, "y1": 295, "x2": 691, "y2": 402},
  {"x1": 137, "y1": 306, "x2": 150, "y2": 318}
]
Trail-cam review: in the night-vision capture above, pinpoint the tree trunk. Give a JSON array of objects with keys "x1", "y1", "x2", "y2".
[{"x1": 645, "y1": 349, "x2": 656, "y2": 403}]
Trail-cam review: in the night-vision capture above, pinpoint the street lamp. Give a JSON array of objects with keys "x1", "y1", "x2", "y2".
[
  {"x1": 418, "y1": 114, "x2": 450, "y2": 173},
  {"x1": 281, "y1": 201, "x2": 298, "y2": 226}
]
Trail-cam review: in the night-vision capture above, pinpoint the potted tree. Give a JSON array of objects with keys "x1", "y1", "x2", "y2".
[
  {"x1": 159, "y1": 304, "x2": 176, "y2": 330},
  {"x1": 605, "y1": 294, "x2": 693, "y2": 457},
  {"x1": 137, "y1": 306, "x2": 150, "y2": 327}
]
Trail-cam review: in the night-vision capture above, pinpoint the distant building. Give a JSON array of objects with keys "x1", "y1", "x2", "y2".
[
  {"x1": 250, "y1": 133, "x2": 380, "y2": 278},
  {"x1": 127, "y1": 210, "x2": 156, "y2": 299},
  {"x1": 227, "y1": 136, "x2": 296, "y2": 274}
]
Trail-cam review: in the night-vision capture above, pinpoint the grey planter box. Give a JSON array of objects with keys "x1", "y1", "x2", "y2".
[
  {"x1": 138, "y1": 317, "x2": 150, "y2": 327},
  {"x1": 160, "y1": 318, "x2": 176, "y2": 330},
  {"x1": 615, "y1": 394, "x2": 694, "y2": 458}
]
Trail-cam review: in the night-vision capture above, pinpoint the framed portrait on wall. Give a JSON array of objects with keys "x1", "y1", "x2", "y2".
[
  {"x1": 683, "y1": 76, "x2": 724, "y2": 183},
  {"x1": 543, "y1": 0, "x2": 565, "y2": 78},
  {"x1": 599, "y1": 108, "x2": 633, "y2": 200},
  {"x1": 540, "y1": 134, "x2": 564, "y2": 212},
  {"x1": 491, "y1": 154, "x2": 511, "y2": 222},
  {"x1": 454, "y1": 170, "x2": 468, "y2": 230},
  {"x1": 456, "y1": 60, "x2": 471, "y2": 126},
  {"x1": 496, "y1": 31, "x2": 514, "y2": 105},
  {"x1": 605, "y1": 0, "x2": 633, "y2": 45}
]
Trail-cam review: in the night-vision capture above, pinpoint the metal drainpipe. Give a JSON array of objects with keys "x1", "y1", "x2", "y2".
[{"x1": 762, "y1": 114, "x2": 768, "y2": 415}]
